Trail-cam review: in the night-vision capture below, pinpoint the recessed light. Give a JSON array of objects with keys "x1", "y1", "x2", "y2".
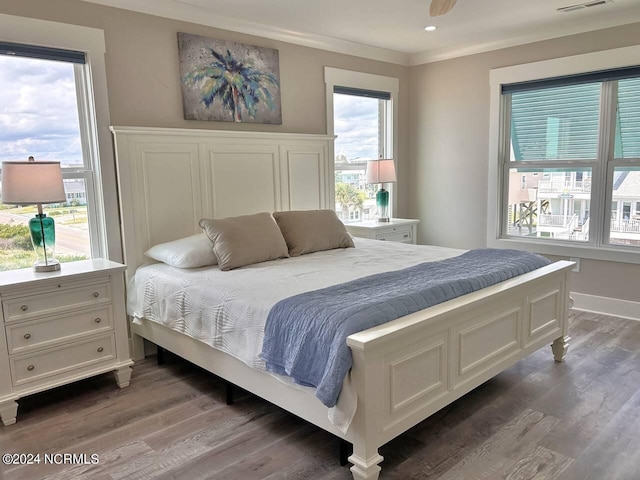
[{"x1": 424, "y1": 25, "x2": 437, "y2": 31}]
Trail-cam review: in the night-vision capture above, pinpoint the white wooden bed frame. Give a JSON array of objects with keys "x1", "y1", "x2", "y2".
[{"x1": 112, "y1": 126, "x2": 573, "y2": 480}]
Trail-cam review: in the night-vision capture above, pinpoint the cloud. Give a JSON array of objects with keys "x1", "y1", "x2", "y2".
[
  {"x1": 0, "y1": 55, "x2": 82, "y2": 165},
  {"x1": 334, "y1": 94, "x2": 380, "y2": 161}
]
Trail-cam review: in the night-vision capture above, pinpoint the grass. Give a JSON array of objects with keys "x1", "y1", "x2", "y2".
[
  {"x1": 0, "y1": 250, "x2": 89, "y2": 272},
  {"x1": 0, "y1": 205, "x2": 90, "y2": 270}
]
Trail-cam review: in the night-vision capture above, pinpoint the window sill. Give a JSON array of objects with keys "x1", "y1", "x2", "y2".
[{"x1": 487, "y1": 236, "x2": 640, "y2": 265}]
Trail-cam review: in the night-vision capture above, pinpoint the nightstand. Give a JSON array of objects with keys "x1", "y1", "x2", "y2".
[
  {"x1": 0, "y1": 259, "x2": 133, "y2": 426},
  {"x1": 345, "y1": 218, "x2": 420, "y2": 244}
]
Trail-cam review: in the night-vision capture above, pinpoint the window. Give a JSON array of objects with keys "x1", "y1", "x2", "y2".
[
  {"x1": 490, "y1": 47, "x2": 640, "y2": 262},
  {"x1": 333, "y1": 88, "x2": 391, "y2": 223},
  {"x1": 325, "y1": 68, "x2": 398, "y2": 224},
  {"x1": 0, "y1": 15, "x2": 120, "y2": 271}
]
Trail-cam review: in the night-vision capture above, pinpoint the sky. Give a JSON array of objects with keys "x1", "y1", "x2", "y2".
[
  {"x1": 0, "y1": 54, "x2": 380, "y2": 167},
  {"x1": 333, "y1": 93, "x2": 379, "y2": 162},
  {"x1": 0, "y1": 55, "x2": 82, "y2": 166}
]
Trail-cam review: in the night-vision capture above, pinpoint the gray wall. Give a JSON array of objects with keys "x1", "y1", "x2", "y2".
[
  {"x1": 0, "y1": 0, "x2": 411, "y2": 215},
  {"x1": 408, "y1": 23, "x2": 640, "y2": 301},
  {"x1": 2, "y1": 0, "x2": 638, "y2": 302}
]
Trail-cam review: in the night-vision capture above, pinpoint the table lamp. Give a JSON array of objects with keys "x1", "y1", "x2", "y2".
[
  {"x1": 1, "y1": 160, "x2": 66, "y2": 272},
  {"x1": 366, "y1": 158, "x2": 396, "y2": 222}
]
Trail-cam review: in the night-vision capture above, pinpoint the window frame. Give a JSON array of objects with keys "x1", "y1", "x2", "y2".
[
  {"x1": 488, "y1": 45, "x2": 640, "y2": 264},
  {"x1": 324, "y1": 67, "x2": 399, "y2": 219},
  {"x1": 0, "y1": 13, "x2": 122, "y2": 263}
]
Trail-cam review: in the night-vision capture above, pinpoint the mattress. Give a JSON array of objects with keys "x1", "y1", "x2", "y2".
[{"x1": 127, "y1": 237, "x2": 464, "y2": 431}]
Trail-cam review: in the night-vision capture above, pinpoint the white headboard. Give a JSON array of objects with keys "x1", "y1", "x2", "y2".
[{"x1": 111, "y1": 126, "x2": 335, "y2": 272}]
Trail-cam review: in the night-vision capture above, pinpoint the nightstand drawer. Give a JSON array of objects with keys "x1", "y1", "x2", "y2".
[
  {"x1": 3, "y1": 282, "x2": 111, "y2": 323},
  {"x1": 376, "y1": 229, "x2": 413, "y2": 243},
  {"x1": 346, "y1": 219, "x2": 419, "y2": 244},
  {"x1": 0, "y1": 259, "x2": 130, "y2": 426},
  {"x1": 10, "y1": 333, "x2": 116, "y2": 386},
  {"x1": 6, "y1": 306, "x2": 113, "y2": 355}
]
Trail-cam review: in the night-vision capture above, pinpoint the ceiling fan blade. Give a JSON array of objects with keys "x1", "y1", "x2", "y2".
[{"x1": 430, "y1": 0, "x2": 458, "y2": 16}]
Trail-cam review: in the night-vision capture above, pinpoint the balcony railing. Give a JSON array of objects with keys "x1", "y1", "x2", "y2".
[
  {"x1": 538, "y1": 214, "x2": 578, "y2": 228},
  {"x1": 611, "y1": 219, "x2": 640, "y2": 234},
  {"x1": 538, "y1": 179, "x2": 591, "y2": 194}
]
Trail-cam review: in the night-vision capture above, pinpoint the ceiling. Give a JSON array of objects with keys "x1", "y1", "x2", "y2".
[{"x1": 81, "y1": 0, "x2": 640, "y2": 65}]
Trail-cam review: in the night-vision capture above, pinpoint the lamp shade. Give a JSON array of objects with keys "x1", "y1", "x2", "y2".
[
  {"x1": 366, "y1": 159, "x2": 396, "y2": 184},
  {"x1": 1, "y1": 161, "x2": 66, "y2": 205}
]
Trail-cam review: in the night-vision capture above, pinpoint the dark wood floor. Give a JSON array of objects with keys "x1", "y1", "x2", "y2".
[{"x1": 1, "y1": 310, "x2": 639, "y2": 480}]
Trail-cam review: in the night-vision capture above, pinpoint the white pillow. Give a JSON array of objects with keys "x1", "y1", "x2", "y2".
[{"x1": 144, "y1": 233, "x2": 217, "y2": 268}]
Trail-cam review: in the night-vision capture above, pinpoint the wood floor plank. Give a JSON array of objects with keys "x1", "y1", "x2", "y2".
[
  {"x1": 503, "y1": 445, "x2": 573, "y2": 480},
  {"x1": 536, "y1": 348, "x2": 640, "y2": 459},
  {"x1": 385, "y1": 377, "x2": 551, "y2": 479},
  {"x1": 39, "y1": 441, "x2": 153, "y2": 480},
  {"x1": 0, "y1": 311, "x2": 638, "y2": 480},
  {"x1": 211, "y1": 427, "x2": 331, "y2": 480},
  {"x1": 154, "y1": 412, "x2": 313, "y2": 480},
  {"x1": 433, "y1": 409, "x2": 560, "y2": 480}
]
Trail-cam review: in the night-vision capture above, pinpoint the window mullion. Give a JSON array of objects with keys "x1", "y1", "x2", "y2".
[
  {"x1": 380, "y1": 97, "x2": 395, "y2": 216},
  {"x1": 74, "y1": 64, "x2": 92, "y2": 171},
  {"x1": 498, "y1": 93, "x2": 512, "y2": 238},
  {"x1": 507, "y1": 160, "x2": 598, "y2": 169},
  {"x1": 75, "y1": 63, "x2": 108, "y2": 259},
  {"x1": 596, "y1": 81, "x2": 619, "y2": 247}
]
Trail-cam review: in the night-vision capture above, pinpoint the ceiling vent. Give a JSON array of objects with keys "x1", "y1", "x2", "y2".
[{"x1": 558, "y1": 0, "x2": 610, "y2": 13}]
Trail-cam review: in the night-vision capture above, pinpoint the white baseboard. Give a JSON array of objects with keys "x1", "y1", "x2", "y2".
[{"x1": 571, "y1": 292, "x2": 640, "y2": 321}]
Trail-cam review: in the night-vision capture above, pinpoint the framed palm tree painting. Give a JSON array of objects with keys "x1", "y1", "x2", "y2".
[{"x1": 178, "y1": 33, "x2": 282, "y2": 124}]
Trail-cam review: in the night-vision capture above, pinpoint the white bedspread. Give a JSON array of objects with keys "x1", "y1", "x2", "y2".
[{"x1": 128, "y1": 238, "x2": 464, "y2": 431}]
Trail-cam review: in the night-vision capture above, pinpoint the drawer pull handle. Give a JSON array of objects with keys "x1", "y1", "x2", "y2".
[
  {"x1": 404, "y1": 234, "x2": 409, "y2": 238},
  {"x1": 27, "y1": 365, "x2": 35, "y2": 371},
  {"x1": 92, "y1": 292, "x2": 100, "y2": 298},
  {"x1": 20, "y1": 305, "x2": 28, "y2": 312},
  {"x1": 23, "y1": 333, "x2": 31, "y2": 340},
  {"x1": 97, "y1": 347, "x2": 104, "y2": 353},
  {"x1": 94, "y1": 318, "x2": 102, "y2": 323}
]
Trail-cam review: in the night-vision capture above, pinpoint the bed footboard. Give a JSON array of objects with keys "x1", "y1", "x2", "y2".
[{"x1": 345, "y1": 260, "x2": 573, "y2": 480}]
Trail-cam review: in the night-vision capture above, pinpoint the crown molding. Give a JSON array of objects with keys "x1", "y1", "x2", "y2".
[
  {"x1": 409, "y1": 15, "x2": 640, "y2": 65},
  {"x1": 79, "y1": 0, "x2": 640, "y2": 67},
  {"x1": 80, "y1": 0, "x2": 410, "y2": 66}
]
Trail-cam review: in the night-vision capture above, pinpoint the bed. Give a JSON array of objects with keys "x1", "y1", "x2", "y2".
[{"x1": 112, "y1": 126, "x2": 573, "y2": 480}]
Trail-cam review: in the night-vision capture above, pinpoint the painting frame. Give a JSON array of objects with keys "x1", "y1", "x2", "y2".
[{"x1": 178, "y1": 32, "x2": 282, "y2": 124}]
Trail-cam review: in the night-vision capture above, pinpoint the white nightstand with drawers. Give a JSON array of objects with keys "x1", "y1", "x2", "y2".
[
  {"x1": 345, "y1": 218, "x2": 420, "y2": 244},
  {"x1": 0, "y1": 259, "x2": 132, "y2": 426}
]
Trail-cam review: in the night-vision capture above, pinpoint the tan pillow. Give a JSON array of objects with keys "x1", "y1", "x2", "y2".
[
  {"x1": 273, "y1": 209, "x2": 355, "y2": 256},
  {"x1": 199, "y1": 213, "x2": 289, "y2": 271}
]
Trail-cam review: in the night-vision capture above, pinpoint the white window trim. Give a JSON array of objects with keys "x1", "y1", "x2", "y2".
[
  {"x1": 0, "y1": 14, "x2": 122, "y2": 263},
  {"x1": 324, "y1": 67, "x2": 399, "y2": 218},
  {"x1": 488, "y1": 44, "x2": 640, "y2": 265}
]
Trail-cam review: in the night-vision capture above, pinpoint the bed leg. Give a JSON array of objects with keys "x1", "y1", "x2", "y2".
[
  {"x1": 225, "y1": 381, "x2": 234, "y2": 405},
  {"x1": 339, "y1": 438, "x2": 352, "y2": 466},
  {"x1": 157, "y1": 345, "x2": 165, "y2": 365},
  {"x1": 131, "y1": 333, "x2": 145, "y2": 361},
  {"x1": 552, "y1": 335, "x2": 571, "y2": 362},
  {"x1": 349, "y1": 449, "x2": 383, "y2": 480}
]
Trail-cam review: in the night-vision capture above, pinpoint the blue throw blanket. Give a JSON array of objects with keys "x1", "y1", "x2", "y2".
[{"x1": 260, "y1": 248, "x2": 550, "y2": 407}]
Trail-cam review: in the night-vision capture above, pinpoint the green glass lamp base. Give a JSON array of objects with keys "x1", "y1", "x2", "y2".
[
  {"x1": 376, "y1": 187, "x2": 390, "y2": 222},
  {"x1": 29, "y1": 213, "x2": 60, "y2": 272}
]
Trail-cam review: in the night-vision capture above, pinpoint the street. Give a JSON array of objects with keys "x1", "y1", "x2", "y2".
[{"x1": 0, "y1": 210, "x2": 90, "y2": 255}]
